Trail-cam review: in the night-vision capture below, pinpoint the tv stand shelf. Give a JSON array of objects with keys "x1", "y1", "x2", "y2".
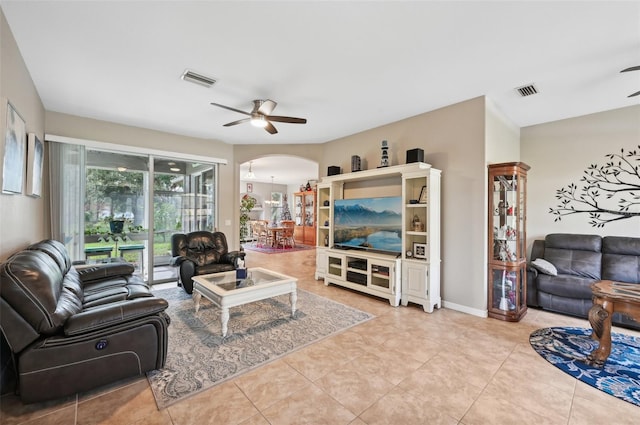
[{"x1": 324, "y1": 249, "x2": 401, "y2": 306}]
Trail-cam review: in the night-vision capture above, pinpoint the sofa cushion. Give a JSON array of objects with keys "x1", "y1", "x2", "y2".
[
  {"x1": 543, "y1": 233, "x2": 602, "y2": 279},
  {"x1": 545, "y1": 233, "x2": 602, "y2": 252},
  {"x1": 536, "y1": 273, "x2": 595, "y2": 300},
  {"x1": 195, "y1": 262, "x2": 236, "y2": 275},
  {"x1": 602, "y1": 236, "x2": 640, "y2": 283},
  {"x1": 531, "y1": 258, "x2": 557, "y2": 276},
  {"x1": 27, "y1": 239, "x2": 72, "y2": 275}
]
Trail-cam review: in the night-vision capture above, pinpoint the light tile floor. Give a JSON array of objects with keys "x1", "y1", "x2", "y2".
[{"x1": 2, "y1": 249, "x2": 639, "y2": 424}]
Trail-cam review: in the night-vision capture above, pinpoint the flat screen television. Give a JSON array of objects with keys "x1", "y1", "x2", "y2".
[{"x1": 333, "y1": 196, "x2": 402, "y2": 255}]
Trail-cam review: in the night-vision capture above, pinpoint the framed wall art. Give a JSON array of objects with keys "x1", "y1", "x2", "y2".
[
  {"x1": 413, "y1": 242, "x2": 427, "y2": 259},
  {"x1": 246, "y1": 182, "x2": 253, "y2": 193},
  {"x1": 26, "y1": 133, "x2": 44, "y2": 197},
  {"x1": 2, "y1": 101, "x2": 26, "y2": 194},
  {"x1": 419, "y1": 185, "x2": 428, "y2": 203}
]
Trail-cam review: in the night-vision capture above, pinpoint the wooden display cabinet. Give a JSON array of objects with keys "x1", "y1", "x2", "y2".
[
  {"x1": 487, "y1": 162, "x2": 530, "y2": 321},
  {"x1": 293, "y1": 190, "x2": 316, "y2": 246}
]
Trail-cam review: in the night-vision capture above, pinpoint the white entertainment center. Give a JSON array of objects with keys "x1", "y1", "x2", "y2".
[{"x1": 315, "y1": 162, "x2": 441, "y2": 312}]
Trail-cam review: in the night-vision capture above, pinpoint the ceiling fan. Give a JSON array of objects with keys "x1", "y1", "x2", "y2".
[
  {"x1": 621, "y1": 66, "x2": 640, "y2": 97},
  {"x1": 210, "y1": 99, "x2": 307, "y2": 134}
]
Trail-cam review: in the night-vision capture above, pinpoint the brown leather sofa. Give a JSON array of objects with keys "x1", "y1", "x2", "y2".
[
  {"x1": 171, "y1": 231, "x2": 246, "y2": 294},
  {"x1": 0, "y1": 239, "x2": 170, "y2": 403}
]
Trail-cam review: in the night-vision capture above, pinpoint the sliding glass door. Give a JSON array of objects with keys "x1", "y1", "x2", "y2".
[
  {"x1": 51, "y1": 141, "x2": 218, "y2": 285},
  {"x1": 151, "y1": 158, "x2": 216, "y2": 283},
  {"x1": 84, "y1": 150, "x2": 149, "y2": 277}
]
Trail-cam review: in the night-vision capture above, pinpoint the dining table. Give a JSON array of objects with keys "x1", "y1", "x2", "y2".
[{"x1": 266, "y1": 226, "x2": 284, "y2": 247}]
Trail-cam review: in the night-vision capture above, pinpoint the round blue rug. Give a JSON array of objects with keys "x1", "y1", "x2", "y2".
[{"x1": 529, "y1": 327, "x2": 640, "y2": 407}]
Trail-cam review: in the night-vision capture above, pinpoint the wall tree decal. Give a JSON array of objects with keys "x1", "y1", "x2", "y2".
[{"x1": 549, "y1": 146, "x2": 640, "y2": 227}]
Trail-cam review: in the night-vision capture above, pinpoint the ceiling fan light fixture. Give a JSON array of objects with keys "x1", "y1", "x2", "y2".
[{"x1": 250, "y1": 115, "x2": 268, "y2": 128}]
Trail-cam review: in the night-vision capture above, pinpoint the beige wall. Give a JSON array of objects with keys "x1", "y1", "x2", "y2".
[
  {"x1": 0, "y1": 9, "x2": 47, "y2": 261},
  {"x1": 321, "y1": 97, "x2": 489, "y2": 315},
  {"x1": 485, "y1": 99, "x2": 520, "y2": 164},
  {"x1": 522, "y1": 105, "x2": 640, "y2": 250},
  {"x1": 45, "y1": 111, "x2": 238, "y2": 242}
]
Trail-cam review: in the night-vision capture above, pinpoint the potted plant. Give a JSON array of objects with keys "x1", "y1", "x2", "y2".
[
  {"x1": 240, "y1": 194, "x2": 256, "y2": 241},
  {"x1": 101, "y1": 215, "x2": 132, "y2": 241}
]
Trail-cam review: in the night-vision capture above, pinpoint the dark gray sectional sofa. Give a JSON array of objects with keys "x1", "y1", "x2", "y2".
[{"x1": 527, "y1": 233, "x2": 640, "y2": 330}]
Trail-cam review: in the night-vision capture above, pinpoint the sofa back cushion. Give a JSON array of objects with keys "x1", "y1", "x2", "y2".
[
  {"x1": 172, "y1": 231, "x2": 229, "y2": 267},
  {"x1": 27, "y1": 239, "x2": 72, "y2": 275},
  {"x1": 602, "y1": 236, "x2": 640, "y2": 283},
  {"x1": 1, "y1": 250, "x2": 82, "y2": 336},
  {"x1": 543, "y1": 234, "x2": 602, "y2": 280}
]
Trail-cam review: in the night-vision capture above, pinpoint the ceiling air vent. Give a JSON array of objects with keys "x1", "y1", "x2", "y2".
[
  {"x1": 181, "y1": 70, "x2": 217, "y2": 88},
  {"x1": 515, "y1": 84, "x2": 538, "y2": 97}
]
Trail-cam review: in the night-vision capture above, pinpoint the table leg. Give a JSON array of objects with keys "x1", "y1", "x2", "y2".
[
  {"x1": 193, "y1": 291, "x2": 202, "y2": 313},
  {"x1": 290, "y1": 291, "x2": 297, "y2": 317},
  {"x1": 221, "y1": 307, "x2": 230, "y2": 337},
  {"x1": 586, "y1": 299, "x2": 613, "y2": 367}
]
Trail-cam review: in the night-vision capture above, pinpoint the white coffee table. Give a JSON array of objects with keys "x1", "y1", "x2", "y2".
[{"x1": 191, "y1": 267, "x2": 298, "y2": 337}]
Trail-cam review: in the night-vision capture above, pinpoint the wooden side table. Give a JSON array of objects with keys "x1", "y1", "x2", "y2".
[{"x1": 586, "y1": 280, "x2": 640, "y2": 367}]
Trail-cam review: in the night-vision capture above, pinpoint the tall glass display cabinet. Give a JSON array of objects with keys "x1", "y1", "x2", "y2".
[
  {"x1": 487, "y1": 162, "x2": 530, "y2": 321},
  {"x1": 293, "y1": 190, "x2": 316, "y2": 246}
]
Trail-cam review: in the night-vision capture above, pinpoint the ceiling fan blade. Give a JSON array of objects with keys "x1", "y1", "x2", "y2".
[
  {"x1": 628, "y1": 90, "x2": 640, "y2": 98},
  {"x1": 210, "y1": 102, "x2": 251, "y2": 116},
  {"x1": 621, "y1": 65, "x2": 640, "y2": 73},
  {"x1": 266, "y1": 116, "x2": 307, "y2": 124},
  {"x1": 264, "y1": 121, "x2": 278, "y2": 134},
  {"x1": 257, "y1": 99, "x2": 277, "y2": 115},
  {"x1": 223, "y1": 118, "x2": 250, "y2": 127}
]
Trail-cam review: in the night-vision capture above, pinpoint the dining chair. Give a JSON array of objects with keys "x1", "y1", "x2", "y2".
[
  {"x1": 255, "y1": 220, "x2": 272, "y2": 247},
  {"x1": 278, "y1": 220, "x2": 296, "y2": 249}
]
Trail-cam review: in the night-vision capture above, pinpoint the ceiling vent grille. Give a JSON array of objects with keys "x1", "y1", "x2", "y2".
[
  {"x1": 515, "y1": 84, "x2": 538, "y2": 97},
  {"x1": 181, "y1": 70, "x2": 217, "y2": 88}
]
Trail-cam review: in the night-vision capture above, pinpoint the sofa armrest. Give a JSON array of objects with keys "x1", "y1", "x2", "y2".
[
  {"x1": 76, "y1": 262, "x2": 135, "y2": 283},
  {"x1": 526, "y1": 265, "x2": 540, "y2": 307},
  {"x1": 170, "y1": 255, "x2": 187, "y2": 267},
  {"x1": 64, "y1": 297, "x2": 169, "y2": 336},
  {"x1": 221, "y1": 250, "x2": 246, "y2": 266}
]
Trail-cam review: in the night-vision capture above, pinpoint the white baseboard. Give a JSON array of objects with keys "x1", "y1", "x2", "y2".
[{"x1": 442, "y1": 300, "x2": 488, "y2": 318}]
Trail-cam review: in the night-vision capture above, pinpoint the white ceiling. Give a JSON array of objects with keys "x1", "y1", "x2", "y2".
[{"x1": 2, "y1": 1, "x2": 639, "y2": 183}]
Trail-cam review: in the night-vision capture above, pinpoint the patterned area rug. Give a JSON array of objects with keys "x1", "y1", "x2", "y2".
[
  {"x1": 147, "y1": 287, "x2": 373, "y2": 409},
  {"x1": 242, "y1": 243, "x2": 314, "y2": 254},
  {"x1": 529, "y1": 327, "x2": 640, "y2": 407}
]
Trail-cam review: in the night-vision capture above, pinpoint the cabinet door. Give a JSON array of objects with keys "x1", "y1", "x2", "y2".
[
  {"x1": 369, "y1": 260, "x2": 393, "y2": 293},
  {"x1": 304, "y1": 193, "x2": 315, "y2": 227},
  {"x1": 403, "y1": 261, "x2": 426, "y2": 298},
  {"x1": 316, "y1": 249, "x2": 327, "y2": 276},
  {"x1": 489, "y1": 265, "x2": 525, "y2": 317},
  {"x1": 294, "y1": 193, "x2": 303, "y2": 226},
  {"x1": 327, "y1": 254, "x2": 345, "y2": 280}
]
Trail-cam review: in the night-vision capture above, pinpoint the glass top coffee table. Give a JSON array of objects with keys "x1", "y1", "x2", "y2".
[{"x1": 191, "y1": 267, "x2": 298, "y2": 337}]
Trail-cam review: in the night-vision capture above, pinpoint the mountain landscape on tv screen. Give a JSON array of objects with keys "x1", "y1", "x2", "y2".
[{"x1": 333, "y1": 197, "x2": 402, "y2": 253}]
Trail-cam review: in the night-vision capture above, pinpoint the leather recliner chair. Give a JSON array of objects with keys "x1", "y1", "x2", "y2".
[
  {"x1": 171, "y1": 231, "x2": 246, "y2": 294},
  {"x1": 0, "y1": 239, "x2": 170, "y2": 403}
]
